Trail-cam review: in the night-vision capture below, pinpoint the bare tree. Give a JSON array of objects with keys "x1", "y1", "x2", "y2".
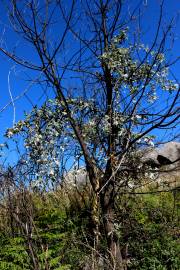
[{"x1": 0, "y1": 0, "x2": 179, "y2": 269}]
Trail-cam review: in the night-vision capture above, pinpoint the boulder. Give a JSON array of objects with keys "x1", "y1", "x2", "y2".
[
  {"x1": 142, "y1": 141, "x2": 180, "y2": 167},
  {"x1": 63, "y1": 167, "x2": 88, "y2": 188},
  {"x1": 141, "y1": 142, "x2": 180, "y2": 187},
  {"x1": 63, "y1": 142, "x2": 180, "y2": 188}
]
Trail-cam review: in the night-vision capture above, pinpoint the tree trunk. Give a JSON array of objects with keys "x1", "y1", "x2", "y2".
[
  {"x1": 88, "y1": 170, "x2": 101, "y2": 269},
  {"x1": 92, "y1": 191, "x2": 100, "y2": 250},
  {"x1": 101, "y1": 193, "x2": 125, "y2": 270},
  {"x1": 91, "y1": 181, "x2": 101, "y2": 269}
]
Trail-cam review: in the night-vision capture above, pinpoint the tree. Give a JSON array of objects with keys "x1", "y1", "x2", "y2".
[{"x1": 1, "y1": 0, "x2": 179, "y2": 269}]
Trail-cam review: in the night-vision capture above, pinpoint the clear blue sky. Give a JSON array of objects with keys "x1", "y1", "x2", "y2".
[{"x1": 0, "y1": 0, "x2": 179, "y2": 164}]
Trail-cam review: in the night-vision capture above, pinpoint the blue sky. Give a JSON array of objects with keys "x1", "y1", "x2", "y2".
[{"x1": 0, "y1": 0, "x2": 179, "y2": 164}]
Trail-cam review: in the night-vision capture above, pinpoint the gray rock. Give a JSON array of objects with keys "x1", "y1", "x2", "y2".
[
  {"x1": 158, "y1": 142, "x2": 180, "y2": 164},
  {"x1": 142, "y1": 141, "x2": 180, "y2": 167},
  {"x1": 63, "y1": 167, "x2": 88, "y2": 188},
  {"x1": 63, "y1": 142, "x2": 180, "y2": 188}
]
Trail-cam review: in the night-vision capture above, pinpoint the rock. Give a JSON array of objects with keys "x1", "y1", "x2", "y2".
[
  {"x1": 141, "y1": 142, "x2": 180, "y2": 187},
  {"x1": 158, "y1": 142, "x2": 180, "y2": 164},
  {"x1": 142, "y1": 141, "x2": 180, "y2": 167},
  {"x1": 63, "y1": 167, "x2": 88, "y2": 188},
  {"x1": 63, "y1": 142, "x2": 180, "y2": 188}
]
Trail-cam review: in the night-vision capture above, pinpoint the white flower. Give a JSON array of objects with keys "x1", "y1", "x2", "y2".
[
  {"x1": 122, "y1": 73, "x2": 128, "y2": 78},
  {"x1": 144, "y1": 137, "x2": 154, "y2": 147},
  {"x1": 0, "y1": 144, "x2": 5, "y2": 148},
  {"x1": 54, "y1": 159, "x2": 60, "y2": 166},
  {"x1": 149, "y1": 140, "x2": 154, "y2": 147},
  {"x1": 60, "y1": 146, "x2": 65, "y2": 151},
  {"x1": 6, "y1": 130, "x2": 13, "y2": 138},
  {"x1": 174, "y1": 83, "x2": 179, "y2": 89},
  {"x1": 49, "y1": 169, "x2": 54, "y2": 176}
]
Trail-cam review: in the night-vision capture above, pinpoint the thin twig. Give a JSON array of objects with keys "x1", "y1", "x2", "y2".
[{"x1": 8, "y1": 67, "x2": 16, "y2": 126}]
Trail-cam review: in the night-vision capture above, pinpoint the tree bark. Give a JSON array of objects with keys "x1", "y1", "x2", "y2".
[{"x1": 101, "y1": 192, "x2": 125, "y2": 270}]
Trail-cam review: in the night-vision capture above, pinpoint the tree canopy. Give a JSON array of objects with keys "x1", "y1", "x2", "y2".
[{"x1": 0, "y1": 1, "x2": 179, "y2": 269}]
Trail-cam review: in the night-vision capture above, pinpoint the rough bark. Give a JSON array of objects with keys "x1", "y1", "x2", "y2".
[{"x1": 101, "y1": 190, "x2": 125, "y2": 270}]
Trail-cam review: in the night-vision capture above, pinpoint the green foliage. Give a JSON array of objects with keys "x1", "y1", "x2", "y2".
[
  {"x1": 0, "y1": 235, "x2": 30, "y2": 269},
  {"x1": 117, "y1": 192, "x2": 180, "y2": 270},
  {"x1": 0, "y1": 191, "x2": 87, "y2": 270},
  {"x1": 33, "y1": 193, "x2": 87, "y2": 269},
  {"x1": 0, "y1": 189, "x2": 179, "y2": 269}
]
